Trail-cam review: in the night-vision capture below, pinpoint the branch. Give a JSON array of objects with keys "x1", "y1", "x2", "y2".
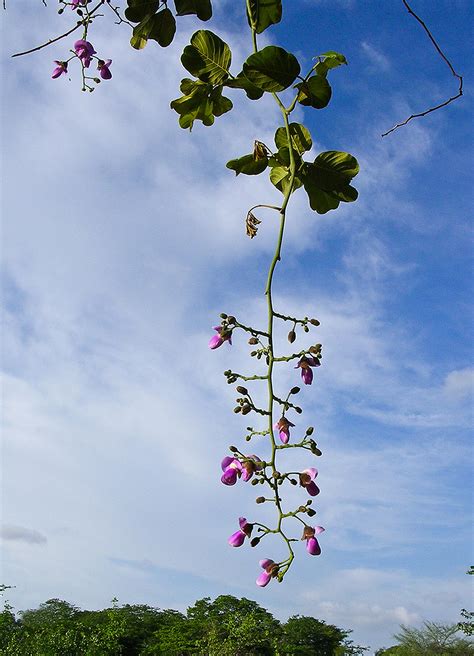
[
  {"x1": 382, "y1": 0, "x2": 463, "y2": 137},
  {"x1": 12, "y1": 21, "x2": 83, "y2": 58}
]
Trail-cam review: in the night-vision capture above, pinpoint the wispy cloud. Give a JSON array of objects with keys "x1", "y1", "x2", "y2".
[
  {"x1": 1, "y1": 525, "x2": 47, "y2": 545},
  {"x1": 361, "y1": 41, "x2": 391, "y2": 72}
]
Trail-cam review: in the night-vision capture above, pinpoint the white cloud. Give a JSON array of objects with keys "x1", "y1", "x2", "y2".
[{"x1": 361, "y1": 41, "x2": 391, "y2": 72}]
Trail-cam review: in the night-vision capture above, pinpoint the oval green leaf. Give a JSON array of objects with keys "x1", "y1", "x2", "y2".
[
  {"x1": 312, "y1": 151, "x2": 359, "y2": 190},
  {"x1": 247, "y1": 0, "x2": 282, "y2": 34},
  {"x1": 274, "y1": 122, "x2": 312, "y2": 154},
  {"x1": 174, "y1": 0, "x2": 212, "y2": 21},
  {"x1": 125, "y1": 0, "x2": 160, "y2": 23},
  {"x1": 296, "y1": 75, "x2": 331, "y2": 109},
  {"x1": 243, "y1": 46, "x2": 300, "y2": 92},
  {"x1": 226, "y1": 154, "x2": 268, "y2": 176},
  {"x1": 181, "y1": 30, "x2": 231, "y2": 85}
]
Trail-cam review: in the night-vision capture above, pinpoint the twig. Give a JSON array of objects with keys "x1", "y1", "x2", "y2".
[
  {"x1": 382, "y1": 0, "x2": 463, "y2": 137},
  {"x1": 12, "y1": 22, "x2": 83, "y2": 58}
]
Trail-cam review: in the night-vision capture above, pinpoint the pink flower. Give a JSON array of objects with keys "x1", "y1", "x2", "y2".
[
  {"x1": 71, "y1": 0, "x2": 87, "y2": 8},
  {"x1": 220, "y1": 457, "x2": 242, "y2": 486},
  {"x1": 295, "y1": 356, "x2": 320, "y2": 385},
  {"x1": 52, "y1": 61, "x2": 68, "y2": 79},
  {"x1": 256, "y1": 559, "x2": 278, "y2": 587},
  {"x1": 74, "y1": 39, "x2": 96, "y2": 68},
  {"x1": 220, "y1": 455, "x2": 263, "y2": 485},
  {"x1": 228, "y1": 517, "x2": 253, "y2": 547},
  {"x1": 98, "y1": 59, "x2": 112, "y2": 80},
  {"x1": 299, "y1": 467, "x2": 320, "y2": 496},
  {"x1": 302, "y1": 525, "x2": 325, "y2": 555},
  {"x1": 209, "y1": 326, "x2": 232, "y2": 349},
  {"x1": 274, "y1": 417, "x2": 295, "y2": 444}
]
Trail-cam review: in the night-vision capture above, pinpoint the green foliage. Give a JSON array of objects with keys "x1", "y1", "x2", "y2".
[
  {"x1": 243, "y1": 46, "x2": 301, "y2": 92},
  {"x1": 129, "y1": 7, "x2": 176, "y2": 50},
  {"x1": 295, "y1": 75, "x2": 332, "y2": 109},
  {"x1": 181, "y1": 30, "x2": 232, "y2": 85},
  {"x1": 247, "y1": 0, "x2": 282, "y2": 34},
  {"x1": 274, "y1": 122, "x2": 312, "y2": 155},
  {"x1": 227, "y1": 153, "x2": 268, "y2": 176},
  {"x1": 174, "y1": 0, "x2": 212, "y2": 21},
  {"x1": 170, "y1": 78, "x2": 232, "y2": 130},
  {"x1": 224, "y1": 73, "x2": 264, "y2": 100},
  {"x1": 1, "y1": 594, "x2": 370, "y2": 655},
  {"x1": 302, "y1": 151, "x2": 359, "y2": 214},
  {"x1": 391, "y1": 621, "x2": 474, "y2": 655},
  {"x1": 314, "y1": 51, "x2": 348, "y2": 76}
]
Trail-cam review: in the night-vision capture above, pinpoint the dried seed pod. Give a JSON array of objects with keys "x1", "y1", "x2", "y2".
[
  {"x1": 248, "y1": 337, "x2": 258, "y2": 345},
  {"x1": 288, "y1": 330, "x2": 296, "y2": 343},
  {"x1": 309, "y1": 318, "x2": 320, "y2": 326},
  {"x1": 256, "y1": 496, "x2": 265, "y2": 504},
  {"x1": 241, "y1": 404, "x2": 252, "y2": 415},
  {"x1": 236, "y1": 386, "x2": 248, "y2": 395}
]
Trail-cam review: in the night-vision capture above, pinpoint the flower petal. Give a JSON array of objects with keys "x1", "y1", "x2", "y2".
[
  {"x1": 228, "y1": 530, "x2": 245, "y2": 547},
  {"x1": 306, "y1": 537, "x2": 321, "y2": 555},
  {"x1": 256, "y1": 571, "x2": 272, "y2": 587}
]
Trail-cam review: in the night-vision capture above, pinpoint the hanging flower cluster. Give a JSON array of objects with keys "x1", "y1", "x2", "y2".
[
  {"x1": 14, "y1": 0, "x2": 360, "y2": 586},
  {"x1": 209, "y1": 312, "x2": 327, "y2": 585}
]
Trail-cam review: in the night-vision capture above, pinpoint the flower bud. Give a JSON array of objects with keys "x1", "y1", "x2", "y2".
[
  {"x1": 250, "y1": 537, "x2": 261, "y2": 547},
  {"x1": 288, "y1": 330, "x2": 296, "y2": 343},
  {"x1": 256, "y1": 496, "x2": 265, "y2": 504},
  {"x1": 248, "y1": 337, "x2": 258, "y2": 345},
  {"x1": 220, "y1": 313, "x2": 228, "y2": 319},
  {"x1": 241, "y1": 404, "x2": 251, "y2": 415},
  {"x1": 295, "y1": 407, "x2": 302, "y2": 414},
  {"x1": 236, "y1": 386, "x2": 248, "y2": 395},
  {"x1": 234, "y1": 406, "x2": 241, "y2": 413},
  {"x1": 273, "y1": 471, "x2": 281, "y2": 479},
  {"x1": 306, "y1": 427, "x2": 314, "y2": 435},
  {"x1": 229, "y1": 446, "x2": 238, "y2": 452},
  {"x1": 251, "y1": 479, "x2": 259, "y2": 486},
  {"x1": 227, "y1": 316, "x2": 236, "y2": 324},
  {"x1": 303, "y1": 325, "x2": 309, "y2": 333},
  {"x1": 290, "y1": 478, "x2": 297, "y2": 485},
  {"x1": 310, "y1": 318, "x2": 320, "y2": 326},
  {"x1": 298, "y1": 506, "x2": 307, "y2": 513},
  {"x1": 250, "y1": 351, "x2": 257, "y2": 357},
  {"x1": 290, "y1": 386, "x2": 300, "y2": 395},
  {"x1": 307, "y1": 508, "x2": 316, "y2": 517}
]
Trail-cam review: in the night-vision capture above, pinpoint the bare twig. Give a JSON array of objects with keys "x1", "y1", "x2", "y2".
[
  {"x1": 11, "y1": 0, "x2": 105, "y2": 58},
  {"x1": 12, "y1": 21, "x2": 83, "y2": 57},
  {"x1": 382, "y1": 0, "x2": 463, "y2": 137}
]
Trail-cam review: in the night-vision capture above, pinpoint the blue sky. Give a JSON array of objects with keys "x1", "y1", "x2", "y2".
[{"x1": 1, "y1": 0, "x2": 473, "y2": 652}]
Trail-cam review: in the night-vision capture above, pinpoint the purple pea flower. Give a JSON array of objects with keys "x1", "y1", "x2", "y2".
[
  {"x1": 241, "y1": 454, "x2": 263, "y2": 482},
  {"x1": 302, "y1": 525, "x2": 325, "y2": 555},
  {"x1": 220, "y1": 457, "x2": 242, "y2": 486},
  {"x1": 220, "y1": 455, "x2": 263, "y2": 485},
  {"x1": 71, "y1": 0, "x2": 87, "y2": 8},
  {"x1": 299, "y1": 467, "x2": 320, "y2": 496},
  {"x1": 209, "y1": 326, "x2": 232, "y2": 350},
  {"x1": 98, "y1": 59, "x2": 112, "y2": 80},
  {"x1": 256, "y1": 559, "x2": 278, "y2": 587},
  {"x1": 274, "y1": 417, "x2": 295, "y2": 444},
  {"x1": 295, "y1": 355, "x2": 320, "y2": 385},
  {"x1": 52, "y1": 61, "x2": 68, "y2": 79},
  {"x1": 228, "y1": 517, "x2": 253, "y2": 547},
  {"x1": 74, "y1": 39, "x2": 96, "y2": 68}
]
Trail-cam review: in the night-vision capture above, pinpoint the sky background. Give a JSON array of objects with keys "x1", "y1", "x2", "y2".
[{"x1": 1, "y1": 0, "x2": 473, "y2": 652}]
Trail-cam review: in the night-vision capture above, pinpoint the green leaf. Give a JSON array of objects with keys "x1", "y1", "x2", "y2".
[
  {"x1": 226, "y1": 154, "x2": 268, "y2": 176},
  {"x1": 130, "y1": 9, "x2": 176, "y2": 49},
  {"x1": 174, "y1": 0, "x2": 212, "y2": 20},
  {"x1": 181, "y1": 30, "x2": 231, "y2": 85},
  {"x1": 295, "y1": 75, "x2": 332, "y2": 109},
  {"x1": 225, "y1": 73, "x2": 264, "y2": 100},
  {"x1": 247, "y1": 0, "x2": 282, "y2": 34},
  {"x1": 210, "y1": 86, "x2": 233, "y2": 116},
  {"x1": 125, "y1": 0, "x2": 160, "y2": 23},
  {"x1": 171, "y1": 79, "x2": 231, "y2": 130},
  {"x1": 269, "y1": 166, "x2": 303, "y2": 194},
  {"x1": 311, "y1": 151, "x2": 359, "y2": 190},
  {"x1": 303, "y1": 179, "x2": 341, "y2": 214},
  {"x1": 302, "y1": 152, "x2": 359, "y2": 213},
  {"x1": 314, "y1": 51, "x2": 347, "y2": 76},
  {"x1": 243, "y1": 46, "x2": 300, "y2": 92},
  {"x1": 274, "y1": 122, "x2": 312, "y2": 155}
]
